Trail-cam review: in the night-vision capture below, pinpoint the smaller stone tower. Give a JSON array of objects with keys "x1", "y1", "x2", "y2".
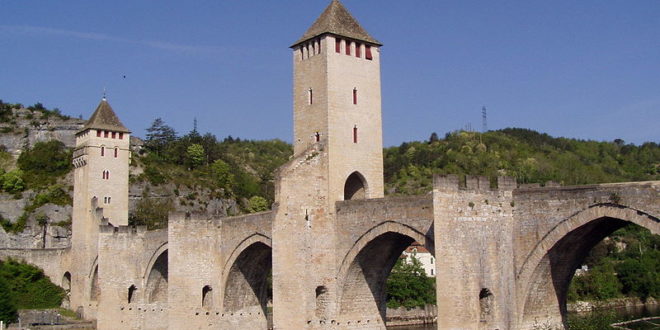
[
  {"x1": 291, "y1": 0, "x2": 384, "y2": 203},
  {"x1": 70, "y1": 97, "x2": 130, "y2": 317}
]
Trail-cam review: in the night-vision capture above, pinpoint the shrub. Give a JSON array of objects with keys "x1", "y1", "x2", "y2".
[{"x1": 17, "y1": 140, "x2": 72, "y2": 188}]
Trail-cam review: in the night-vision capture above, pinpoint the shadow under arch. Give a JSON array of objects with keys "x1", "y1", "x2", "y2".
[
  {"x1": 518, "y1": 204, "x2": 659, "y2": 328},
  {"x1": 145, "y1": 248, "x2": 168, "y2": 303},
  {"x1": 88, "y1": 257, "x2": 99, "y2": 301},
  {"x1": 336, "y1": 221, "x2": 432, "y2": 323},
  {"x1": 344, "y1": 171, "x2": 368, "y2": 200},
  {"x1": 222, "y1": 234, "x2": 272, "y2": 317}
]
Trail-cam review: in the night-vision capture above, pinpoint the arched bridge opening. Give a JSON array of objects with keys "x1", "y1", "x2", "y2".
[
  {"x1": 146, "y1": 249, "x2": 168, "y2": 303},
  {"x1": 223, "y1": 240, "x2": 272, "y2": 319},
  {"x1": 337, "y1": 222, "x2": 433, "y2": 325},
  {"x1": 519, "y1": 205, "x2": 659, "y2": 328}
]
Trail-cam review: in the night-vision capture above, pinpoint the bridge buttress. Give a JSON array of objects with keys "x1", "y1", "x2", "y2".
[{"x1": 433, "y1": 175, "x2": 516, "y2": 329}]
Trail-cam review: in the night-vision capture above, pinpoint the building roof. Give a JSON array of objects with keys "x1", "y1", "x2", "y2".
[
  {"x1": 292, "y1": 0, "x2": 381, "y2": 47},
  {"x1": 80, "y1": 98, "x2": 130, "y2": 133}
]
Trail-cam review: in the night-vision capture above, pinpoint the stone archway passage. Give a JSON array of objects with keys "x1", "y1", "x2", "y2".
[
  {"x1": 520, "y1": 214, "x2": 656, "y2": 328},
  {"x1": 146, "y1": 250, "x2": 168, "y2": 303},
  {"x1": 223, "y1": 242, "x2": 272, "y2": 316},
  {"x1": 339, "y1": 231, "x2": 427, "y2": 324},
  {"x1": 344, "y1": 171, "x2": 367, "y2": 200}
]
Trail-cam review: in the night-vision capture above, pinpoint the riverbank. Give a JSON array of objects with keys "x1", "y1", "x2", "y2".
[
  {"x1": 385, "y1": 305, "x2": 437, "y2": 327},
  {"x1": 568, "y1": 297, "x2": 658, "y2": 313}
]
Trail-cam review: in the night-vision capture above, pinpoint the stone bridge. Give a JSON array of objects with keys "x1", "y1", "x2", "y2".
[{"x1": 0, "y1": 178, "x2": 657, "y2": 329}]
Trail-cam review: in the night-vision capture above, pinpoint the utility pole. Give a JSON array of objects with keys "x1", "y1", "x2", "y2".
[{"x1": 482, "y1": 106, "x2": 487, "y2": 133}]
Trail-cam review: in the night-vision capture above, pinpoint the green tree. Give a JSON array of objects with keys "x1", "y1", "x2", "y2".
[
  {"x1": 247, "y1": 196, "x2": 269, "y2": 213},
  {"x1": 17, "y1": 140, "x2": 71, "y2": 188},
  {"x1": 210, "y1": 159, "x2": 234, "y2": 192},
  {"x1": 0, "y1": 275, "x2": 17, "y2": 323},
  {"x1": 386, "y1": 254, "x2": 436, "y2": 308},
  {"x1": 1, "y1": 170, "x2": 25, "y2": 193},
  {"x1": 186, "y1": 144, "x2": 205, "y2": 168},
  {"x1": 0, "y1": 259, "x2": 64, "y2": 311},
  {"x1": 145, "y1": 118, "x2": 177, "y2": 156},
  {"x1": 129, "y1": 198, "x2": 174, "y2": 230}
]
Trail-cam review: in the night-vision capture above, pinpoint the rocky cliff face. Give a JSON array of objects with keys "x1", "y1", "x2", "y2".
[
  {"x1": 0, "y1": 106, "x2": 239, "y2": 249},
  {"x1": 0, "y1": 108, "x2": 85, "y2": 156}
]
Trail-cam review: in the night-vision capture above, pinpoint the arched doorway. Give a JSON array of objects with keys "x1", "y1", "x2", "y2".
[
  {"x1": 223, "y1": 241, "x2": 272, "y2": 317},
  {"x1": 337, "y1": 223, "x2": 433, "y2": 325},
  {"x1": 344, "y1": 171, "x2": 367, "y2": 200},
  {"x1": 146, "y1": 250, "x2": 168, "y2": 303},
  {"x1": 519, "y1": 206, "x2": 659, "y2": 328}
]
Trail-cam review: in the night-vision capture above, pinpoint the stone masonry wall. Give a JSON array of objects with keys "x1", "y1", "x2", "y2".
[{"x1": 433, "y1": 175, "x2": 516, "y2": 330}]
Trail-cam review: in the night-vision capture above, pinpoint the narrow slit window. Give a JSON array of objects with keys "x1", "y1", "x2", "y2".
[
  {"x1": 353, "y1": 88, "x2": 358, "y2": 105},
  {"x1": 317, "y1": 38, "x2": 321, "y2": 54},
  {"x1": 114, "y1": 147, "x2": 118, "y2": 158},
  {"x1": 315, "y1": 132, "x2": 320, "y2": 142},
  {"x1": 301, "y1": 48, "x2": 304, "y2": 60},
  {"x1": 308, "y1": 88, "x2": 313, "y2": 105},
  {"x1": 365, "y1": 46, "x2": 373, "y2": 60},
  {"x1": 353, "y1": 126, "x2": 358, "y2": 144},
  {"x1": 335, "y1": 38, "x2": 341, "y2": 53},
  {"x1": 345, "y1": 41, "x2": 351, "y2": 55},
  {"x1": 356, "y1": 43, "x2": 361, "y2": 58},
  {"x1": 101, "y1": 147, "x2": 105, "y2": 156}
]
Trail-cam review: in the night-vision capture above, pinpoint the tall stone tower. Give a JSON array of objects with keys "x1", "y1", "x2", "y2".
[
  {"x1": 70, "y1": 97, "x2": 130, "y2": 318},
  {"x1": 273, "y1": 1, "x2": 385, "y2": 328},
  {"x1": 291, "y1": 0, "x2": 384, "y2": 203}
]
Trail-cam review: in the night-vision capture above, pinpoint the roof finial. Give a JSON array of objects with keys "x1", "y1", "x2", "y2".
[{"x1": 102, "y1": 87, "x2": 107, "y2": 101}]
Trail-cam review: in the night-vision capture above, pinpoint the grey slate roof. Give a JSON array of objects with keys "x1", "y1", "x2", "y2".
[
  {"x1": 292, "y1": 0, "x2": 381, "y2": 47},
  {"x1": 81, "y1": 98, "x2": 130, "y2": 133}
]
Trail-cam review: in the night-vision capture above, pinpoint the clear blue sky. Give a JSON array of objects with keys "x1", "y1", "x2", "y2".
[{"x1": 1, "y1": 1, "x2": 658, "y2": 146}]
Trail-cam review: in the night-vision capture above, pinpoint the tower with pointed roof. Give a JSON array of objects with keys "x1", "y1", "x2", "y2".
[
  {"x1": 70, "y1": 97, "x2": 130, "y2": 316},
  {"x1": 291, "y1": 0, "x2": 384, "y2": 203}
]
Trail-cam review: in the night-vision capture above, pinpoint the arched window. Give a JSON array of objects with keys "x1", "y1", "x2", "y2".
[{"x1": 202, "y1": 285, "x2": 213, "y2": 308}]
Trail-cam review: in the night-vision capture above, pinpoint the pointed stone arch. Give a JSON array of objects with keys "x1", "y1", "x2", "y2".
[
  {"x1": 336, "y1": 221, "x2": 433, "y2": 323},
  {"x1": 517, "y1": 204, "x2": 659, "y2": 328},
  {"x1": 145, "y1": 248, "x2": 168, "y2": 304},
  {"x1": 344, "y1": 171, "x2": 368, "y2": 200},
  {"x1": 222, "y1": 234, "x2": 272, "y2": 317}
]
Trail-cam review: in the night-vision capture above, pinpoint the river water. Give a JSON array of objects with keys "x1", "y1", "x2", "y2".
[{"x1": 386, "y1": 304, "x2": 660, "y2": 329}]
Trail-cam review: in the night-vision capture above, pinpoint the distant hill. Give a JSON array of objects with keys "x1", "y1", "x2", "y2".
[{"x1": 384, "y1": 129, "x2": 659, "y2": 195}]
